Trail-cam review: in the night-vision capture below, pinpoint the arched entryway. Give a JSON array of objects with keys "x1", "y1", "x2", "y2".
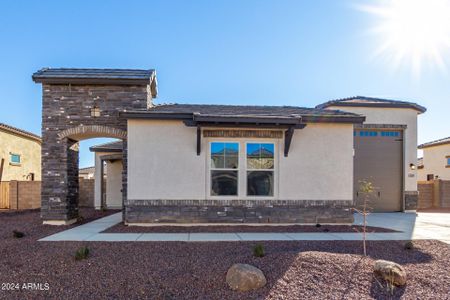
[{"x1": 33, "y1": 68, "x2": 157, "y2": 224}]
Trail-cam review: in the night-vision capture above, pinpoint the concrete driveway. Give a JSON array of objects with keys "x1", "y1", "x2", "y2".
[{"x1": 355, "y1": 212, "x2": 450, "y2": 244}]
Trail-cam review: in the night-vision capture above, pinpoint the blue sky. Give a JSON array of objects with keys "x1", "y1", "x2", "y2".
[{"x1": 0, "y1": 0, "x2": 449, "y2": 167}]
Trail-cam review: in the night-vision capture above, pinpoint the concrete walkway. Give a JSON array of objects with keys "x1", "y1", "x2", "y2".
[{"x1": 39, "y1": 212, "x2": 450, "y2": 244}]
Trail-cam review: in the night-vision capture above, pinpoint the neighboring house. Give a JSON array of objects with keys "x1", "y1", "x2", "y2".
[
  {"x1": 32, "y1": 68, "x2": 425, "y2": 225},
  {"x1": 79, "y1": 166, "x2": 95, "y2": 179},
  {"x1": 0, "y1": 122, "x2": 41, "y2": 181},
  {"x1": 90, "y1": 141, "x2": 122, "y2": 209},
  {"x1": 417, "y1": 137, "x2": 450, "y2": 181}
]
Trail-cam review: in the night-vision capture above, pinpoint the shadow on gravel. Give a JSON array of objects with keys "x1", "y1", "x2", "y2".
[{"x1": 369, "y1": 275, "x2": 406, "y2": 300}]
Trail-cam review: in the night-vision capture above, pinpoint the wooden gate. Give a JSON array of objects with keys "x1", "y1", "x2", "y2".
[{"x1": 0, "y1": 182, "x2": 10, "y2": 209}]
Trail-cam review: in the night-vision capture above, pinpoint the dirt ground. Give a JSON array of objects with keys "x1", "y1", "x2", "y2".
[{"x1": 0, "y1": 209, "x2": 449, "y2": 300}]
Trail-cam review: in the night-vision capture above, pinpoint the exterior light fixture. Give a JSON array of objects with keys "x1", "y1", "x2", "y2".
[
  {"x1": 409, "y1": 163, "x2": 416, "y2": 170},
  {"x1": 90, "y1": 105, "x2": 101, "y2": 117}
]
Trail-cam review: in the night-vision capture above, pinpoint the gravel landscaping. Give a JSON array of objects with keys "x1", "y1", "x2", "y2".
[
  {"x1": 103, "y1": 223, "x2": 397, "y2": 233},
  {"x1": 1, "y1": 210, "x2": 449, "y2": 299}
]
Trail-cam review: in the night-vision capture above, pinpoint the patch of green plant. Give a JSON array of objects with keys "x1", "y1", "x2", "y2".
[
  {"x1": 12, "y1": 230, "x2": 25, "y2": 238},
  {"x1": 75, "y1": 246, "x2": 90, "y2": 260},
  {"x1": 404, "y1": 241, "x2": 414, "y2": 250},
  {"x1": 253, "y1": 244, "x2": 265, "y2": 258},
  {"x1": 315, "y1": 223, "x2": 321, "y2": 228}
]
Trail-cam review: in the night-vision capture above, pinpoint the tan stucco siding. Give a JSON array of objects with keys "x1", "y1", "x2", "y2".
[
  {"x1": 128, "y1": 120, "x2": 206, "y2": 200},
  {"x1": 0, "y1": 130, "x2": 41, "y2": 181},
  {"x1": 127, "y1": 120, "x2": 354, "y2": 201},
  {"x1": 279, "y1": 123, "x2": 354, "y2": 200},
  {"x1": 418, "y1": 144, "x2": 450, "y2": 180},
  {"x1": 106, "y1": 160, "x2": 123, "y2": 208},
  {"x1": 94, "y1": 151, "x2": 123, "y2": 209},
  {"x1": 327, "y1": 106, "x2": 419, "y2": 192}
]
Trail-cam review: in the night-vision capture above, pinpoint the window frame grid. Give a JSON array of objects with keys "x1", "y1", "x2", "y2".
[
  {"x1": 209, "y1": 141, "x2": 240, "y2": 197},
  {"x1": 244, "y1": 142, "x2": 275, "y2": 198}
]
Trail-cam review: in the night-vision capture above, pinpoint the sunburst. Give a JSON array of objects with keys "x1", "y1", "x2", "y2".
[{"x1": 358, "y1": 0, "x2": 450, "y2": 76}]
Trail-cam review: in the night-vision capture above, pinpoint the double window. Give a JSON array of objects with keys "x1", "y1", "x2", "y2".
[{"x1": 210, "y1": 142, "x2": 275, "y2": 197}]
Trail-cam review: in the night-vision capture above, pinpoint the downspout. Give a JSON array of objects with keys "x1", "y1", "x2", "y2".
[{"x1": 0, "y1": 158, "x2": 4, "y2": 182}]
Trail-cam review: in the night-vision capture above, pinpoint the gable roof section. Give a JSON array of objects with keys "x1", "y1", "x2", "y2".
[
  {"x1": 89, "y1": 141, "x2": 123, "y2": 153},
  {"x1": 418, "y1": 137, "x2": 450, "y2": 149},
  {"x1": 0, "y1": 123, "x2": 41, "y2": 143},
  {"x1": 122, "y1": 103, "x2": 365, "y2": 124},
  {"x1": 32, "y1": 68, "x2": 158, "y2": 97},
  {"x1": 316, "y1": 96, "x2": 426, "y2": 113}
]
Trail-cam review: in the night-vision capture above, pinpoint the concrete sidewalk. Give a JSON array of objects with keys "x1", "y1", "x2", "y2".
[{"x1": 39, "y1": 212, "x2": 450, "y2": 244}]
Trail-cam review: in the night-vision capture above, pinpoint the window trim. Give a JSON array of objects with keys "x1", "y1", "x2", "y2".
[
  {"x1": 9, "y1": 153, "x2": 21, "y2": 166},
  {"x1": 206, "y1": 139, "x2": 278, "y2": 200},
  {"x1": 446, "y1": 155, "x2": 450, "y2": 168}
]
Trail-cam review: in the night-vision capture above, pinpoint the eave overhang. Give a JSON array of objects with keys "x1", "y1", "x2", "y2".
[
  {"x1": 120, "y1": 111, "x2": 365, "y2": 124},
  {"x1": 121, "y1": 110, "x2": 364, "y2": 157}
]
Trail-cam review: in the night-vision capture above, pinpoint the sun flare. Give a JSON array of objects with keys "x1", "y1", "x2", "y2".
[{"x1": 359, "y1": 0, "x2": 450, "y2": 75}]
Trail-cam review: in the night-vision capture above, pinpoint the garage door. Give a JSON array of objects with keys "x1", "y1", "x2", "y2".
[{"x1": 354, "y1": 129, "x2": 403, "y2": 212}]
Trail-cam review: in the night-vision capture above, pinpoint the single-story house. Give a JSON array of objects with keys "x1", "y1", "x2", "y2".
[
  {"x1": 32, "y1": 68, "x2": 425, "y2": 225},
  {"x1": 418, "y1": 137, "x2": 450, "y2": 181}
]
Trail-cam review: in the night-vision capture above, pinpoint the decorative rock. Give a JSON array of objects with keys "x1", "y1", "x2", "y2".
[
  {"x1": 226, "y1": 263, "x2": 267, "y2": 291},
  {"x1": 374, "y1": 260, "x2": 407, "y2": 286}
]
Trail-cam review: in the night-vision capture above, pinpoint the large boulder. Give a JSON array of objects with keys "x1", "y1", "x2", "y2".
[
  {"x1": 226, "y1": 263, "x2": 267, "y2": 291},
  {"x1": 374, "y1": 260, "x2": 407, "y2": 286}
]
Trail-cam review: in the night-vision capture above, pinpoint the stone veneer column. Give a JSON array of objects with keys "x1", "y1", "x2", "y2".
[{"x1": 40, "y1": 84, "x2": 150, "y2": 224}]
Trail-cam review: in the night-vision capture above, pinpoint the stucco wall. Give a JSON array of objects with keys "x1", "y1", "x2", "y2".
[
  {"x1": 279, "y1": 123, "x2": 354, "y2": 200},
  {"x1": 127, "y1": 120, "x2": 354, "y2": 201},
  {"x1": 106, "y1": 160, "x2": 123, "y2": 208},
  {"x1": 94, "y1": 152, "x2": 123, "y2": 209},
  {"x1": 418, "y1": 144, "x2": 450, "y2": 180},
  {"x1": 326, "y1": 106, "x2": 419, "y2": 192},
  {"x1": 0, "y1": 130, "x2": 41, "y2": 181}
]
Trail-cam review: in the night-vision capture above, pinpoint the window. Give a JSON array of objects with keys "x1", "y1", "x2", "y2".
[
  {"x1": 381, "y1": 131, "x2": 400, "y2": 137},
  {"x1": 10, "y1": 153, "x2": 20, "y2": 164},
  {"x1": 246, "y1": 143, "x2": 274, "y2": 196},
  {"x1": 427, "y1": 174, "x2": 434, "y2": 181},
  {"x1": 210, "y1": 142, "x2": 239, "y2": 196},
  {"x1": 447, "y1": 157, "x2": 450, "y2": 167}
]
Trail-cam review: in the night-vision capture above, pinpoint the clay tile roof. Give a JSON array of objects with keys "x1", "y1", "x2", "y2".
[
  {"x1": 0, "y1": 122, "x2": 41, "y2": 143},
  {"x1": 316, "y1": 96, "x2": 426, "y2": 113},
  {"x1": 418, "y1": 137, "x2": 450, "y2": 149}
]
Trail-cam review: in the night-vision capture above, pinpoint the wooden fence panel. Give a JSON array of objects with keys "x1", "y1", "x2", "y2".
[{"x1": 0, "y1": 182, "x2": 10, "y2": 209}]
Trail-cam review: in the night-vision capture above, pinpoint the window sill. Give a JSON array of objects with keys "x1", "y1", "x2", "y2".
[{"x1": 9, "y1": 162, "x2": 21, "y2": 167}]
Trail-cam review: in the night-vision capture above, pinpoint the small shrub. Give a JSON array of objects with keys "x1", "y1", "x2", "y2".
[
  {"x1": 315, "y1": 223, "x2": 321, "y2": 228},
  {"x1": 323, "y1": 228, "x2": 330, "y2": 232},
  {"x1": 77, "y1": 215, "x2": 85, "y2": 223},
  {"x1": 253, "y1": 244, "x2": 265, "y2": 258},
  {"x1": 75, "y1": 246, "x2": 90, "y2": 260},
  {"x1": 12, "y1": 230, "x2": 25, "y2": 238},
  {"x1": 404, "y1": 241, "x2": 414, "y2": 250}
]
